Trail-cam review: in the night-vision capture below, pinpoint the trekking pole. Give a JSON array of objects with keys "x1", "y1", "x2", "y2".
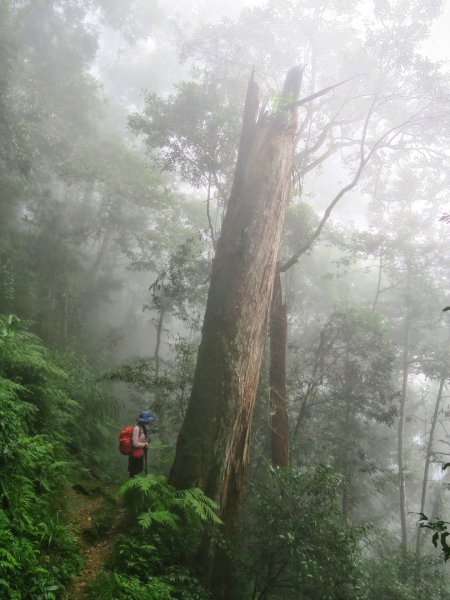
[{"x1": 144, "y1": 445, "x2": 148, "y2": 475}]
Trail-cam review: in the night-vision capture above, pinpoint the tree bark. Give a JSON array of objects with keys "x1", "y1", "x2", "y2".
[
  {"x1": 398, "y1": 305, "x2": 411, "y2": 557},
  {"x1": 154, "y1": 304, "x2": 165, "y2": 377},
  {"x1": 270, "y1": 271, "x2": 289, "y2": 467},
  {"x1": 169, "y1": 67, "x2": 302, "y2": 596},
  {"x1": 416, "y1": 376, "x2": 446, "y2": 558},
  {"x1": 90, "y1": 213, "x2": 114, "y2": 287}
]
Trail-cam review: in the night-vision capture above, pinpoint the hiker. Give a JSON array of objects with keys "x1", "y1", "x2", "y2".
[{"x1": 128, "y1": 410, "x2": 154, "y2": 477}]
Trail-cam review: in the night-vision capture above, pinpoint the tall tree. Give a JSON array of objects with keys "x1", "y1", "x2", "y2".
[{"x1": 168, "y1": 67, "x2": 303, "y2": 596}]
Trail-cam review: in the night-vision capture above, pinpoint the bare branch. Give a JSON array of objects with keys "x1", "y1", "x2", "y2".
[
  {"x1": 301, "y1": 140, "x2": 362, "y2": 175},
  {"x1": 290, "y1": 73, "x2": 364, "y2": 108},
  {"x1": 279, "y1": 98, "x2": 441, "y2": 274},
  {"x1": 280, "y1": 97, "x2": 377, "y2": 273}
]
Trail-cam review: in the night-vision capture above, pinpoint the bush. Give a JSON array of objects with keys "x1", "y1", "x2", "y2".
[
  {"x1": 235, "y1": 464, "x2": 365, "y2": 600},
  {"x1": 87, "y1": 474, "x2": 219, "y2": 599},
  {"x1": 0, "y1": 315, "x2": 81, "y2": 598}
]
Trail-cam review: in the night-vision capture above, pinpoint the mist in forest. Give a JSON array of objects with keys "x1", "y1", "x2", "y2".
[{"x1": 2, "y1": 1, "x2": 450, "y2": 598}]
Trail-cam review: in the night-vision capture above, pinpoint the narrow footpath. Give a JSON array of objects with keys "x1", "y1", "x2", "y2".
[{"x1": 62, "y1": 481, "x2": 127, "y2": 599}]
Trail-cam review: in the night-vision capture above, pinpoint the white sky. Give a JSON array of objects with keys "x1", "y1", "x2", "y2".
[
  {"x1": 241, "y1": 0, "x2": 450, "y2": 64},
  {"x1": 424, "y1": 0, "x2": 450, "y2": 62}
]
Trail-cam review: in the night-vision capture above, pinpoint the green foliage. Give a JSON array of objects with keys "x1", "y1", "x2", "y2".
[
  {"x1": 118, "y1": 473, "x2": 221, "y2": 531},
  {"x1": 0, "y1": 314, "x2": 73, "y2": 442},
  {"x1": 0, "y1": 314, "x2": 118, "y2": 476},
  {"x1": 235, "y1": 465, "x2": 450, "y2": 599},
  {"x1": 286, "y1": 307, "x2": 398, "y2": 521},
  {"x1": 129, "y1": 78, "x2": 240, "y2": 190},
  {"x1": 0, "y1": 315, "x2": 81, "y2": 598},
  {"x1": 88, "y1": 474, "x2": 218, "y2": 599},
  {"x1": 103, "y1": 331, "x2": 199, "y2": 445},
  {"x1": 83, "y1": 496, "x2": 117, "y2": 542},
  {"x1": 361, "y1": 537, "x2": 450, "y2": 600},
  {"x1": 58, "y1": 351, "x2": 120, "y2": 475},
  {"x1": 236, "y1": 464, "x2": 365, "y2": 600},
  {"x1": 86, "y1": 571, "x2": 175, "y2": 600},
  {"x1": 417, "y1": 514, "x2": 450, "y2": 562},
  {"x1": 269, "y1": 91, "x2": 297, "y2": 115},
  {"x1": 1, "y1": 2, "x2": 450, "y2": 598},
  {"x1": 147, "y1": 235, "x2": 210, "y2": 323}
]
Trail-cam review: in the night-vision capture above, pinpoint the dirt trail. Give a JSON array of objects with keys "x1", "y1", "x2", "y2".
[{"x1": 62, "y1": 482, "x2": 128, "y2": 599}]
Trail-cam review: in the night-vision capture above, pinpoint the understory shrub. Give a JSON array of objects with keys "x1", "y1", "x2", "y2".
[
  {"x1": 235, "y1": 464, "x2": 365, "y2": 600},
  {"x1": 87, "y1": 473, "x2": 220, "y2": 599},
  {"x1": 0, "y1": 315, "x2": 81, "y2": 598},
  {"x1": 235, "y1": 464, "x2": 450, "y2": 600}
]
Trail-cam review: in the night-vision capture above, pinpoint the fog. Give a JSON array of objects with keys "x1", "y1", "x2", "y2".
[{"x1": 2, "y1": 0, "x2": 450, "y2": 596}]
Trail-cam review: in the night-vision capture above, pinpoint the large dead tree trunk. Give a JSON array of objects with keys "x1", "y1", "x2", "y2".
[
  {"x1": 270, "y1": 271, "x2": 289, "y2": 467},
  {"x1": 169, "y1": 67, "x2": 302, "y2": 595}
]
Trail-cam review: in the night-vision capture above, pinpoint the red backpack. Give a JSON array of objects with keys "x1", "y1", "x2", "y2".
[{"x1": 119, "y1": 425, "x2": 134, "y2": 455}]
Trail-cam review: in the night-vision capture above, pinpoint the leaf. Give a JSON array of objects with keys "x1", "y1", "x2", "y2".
[
  {"x1": 441, "y1": 532, "x2": 450, "y2": 550},
  {"x1": 432, "y1": 531, "x2": 440, "y2": 548},
  {"x1": 138, "y1": 510, "x2": 178, "y2": 531},
  {"x1": 417, "y1": 513, "x2": 428, "y2": 521}
]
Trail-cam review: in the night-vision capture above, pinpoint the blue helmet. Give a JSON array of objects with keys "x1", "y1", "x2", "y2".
[{"x1": 137, "y1": 410, "x2": 155, "y2": 424}]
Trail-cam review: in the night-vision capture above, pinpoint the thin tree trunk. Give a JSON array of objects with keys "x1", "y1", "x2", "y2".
[
  {"x1": 169, "y1": 67, "x2": 303, "y2": 597},
  {"x1": 291, "y1": 329, "x2": 327, "y2": 458},
  {"x1": 398, "y1": 306, "x2": 411, "y2": 556},
  {"x1": 416, "y1": 376, "x2": 446, "y2": 558},
  {"x1": 206, "y1": 171, "x2": 216, "y2": 249},
  {"x1": 371, "y1": 248, "x2": 383, "y2": 314},
  {"x1": 341, "y1": 375, "x2": 352, "y2": 524},
  {"x1": 90, "y1": 213, "x2": 114, "y2": 287},
  {"x1": 154, "y1": 305, "x2": 165, "y2": 377},
  {"x1": 270, "y1": 271, "x2": 289, "y2": 467},
  {"x1": 63, "y1": 282, "x2": 70, "y2": 351}
]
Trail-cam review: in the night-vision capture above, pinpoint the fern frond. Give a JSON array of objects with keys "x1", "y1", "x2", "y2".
[
  {"x1": 118, "y1": 473, "x2": 167, "y2": 498},
  {"x1": 0, "y1": 548, "x2": 18, "y2": 569},
  {"x1": 138, "y1": 509, "x2": 179, "y2": 531},
  {"x1": 175, "y1": 488, "x2": 222, "y2": 525}
]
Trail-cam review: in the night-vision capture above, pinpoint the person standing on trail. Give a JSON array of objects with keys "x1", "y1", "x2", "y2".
[{"x1": 128, "y1": 410, "x2": 154, "y2": 477}]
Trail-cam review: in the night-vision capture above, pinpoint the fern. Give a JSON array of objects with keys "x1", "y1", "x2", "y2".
[
  {"x1": 138, "y1": 509, "x2": 178, "y2": 531},
  {"x1": 92, "y1": 474, "x2": 219, "y2": 599},
  {"x1": 0, "y1": 547, "x2": 18, "y2": 569},
  {"x1": 165, "y1": 567, "x2": 211, "y2": 600},
  {"x1": 0, "y1": 315, "x2": 81, "y2": 596},
  {"x1": 119, "y1": 473, "x2": 168, "y2": 498},
  {"x1": 119, "y1": 474, "x2": 222, "y2": 529},
  {"x1": 87, "y1": 571, "x2": 175, "y2": 599},
  {"x1": 174, "y1": 487, "x2": 222, "y2": 525}
]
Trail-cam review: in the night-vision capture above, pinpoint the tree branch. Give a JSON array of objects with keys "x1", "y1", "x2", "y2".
[{"x1": 279, "y1": 99, "x2": 432, "y2": 273}]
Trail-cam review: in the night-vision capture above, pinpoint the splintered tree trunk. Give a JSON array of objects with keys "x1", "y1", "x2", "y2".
[
  {"x1": 169, "y1": 67, "x2": 302, "y2": 594},
  {"x1": 270, "y1": 271, "x2": 289, "y2": 467}
]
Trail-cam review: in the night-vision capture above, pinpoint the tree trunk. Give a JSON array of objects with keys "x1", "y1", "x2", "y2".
[
  {"x1": 154, "y1": 304, "x2": 165, "y2": 377},
  {"x1": 270, "y1": 271, "x2": 289, "y2": 467},
  {"x1": 90, "y1": 211, "x2": 115, "y2": 287},
  {"x1": 371, "y1": 248, "x2": 383, "y2": 314},
  {"x1": 416, "y1": 376, "x2": 446, "y2": 558},
  {"x1": 169, "y1": 67, "x2": 302, "y2": 596},
  {"x1": 398, "y1": 306, "x2": 411, "y2": 556}
]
